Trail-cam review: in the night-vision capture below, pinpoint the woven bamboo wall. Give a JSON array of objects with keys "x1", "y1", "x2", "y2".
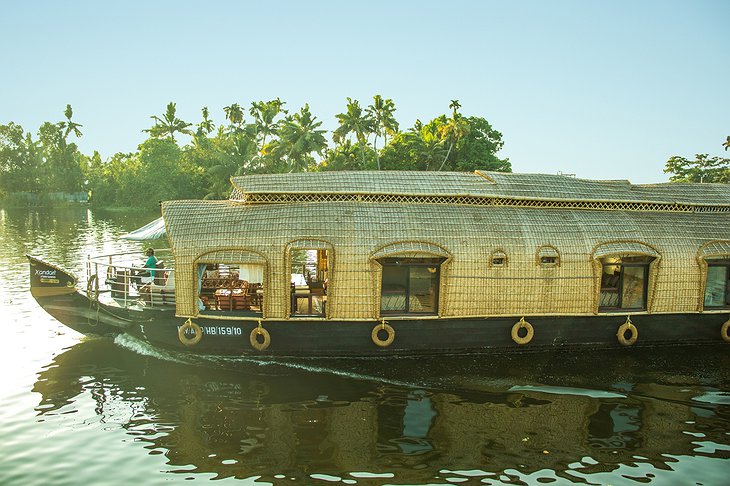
[{"x1": 162, "y1": 185, "x2": 730, "y2": 320}]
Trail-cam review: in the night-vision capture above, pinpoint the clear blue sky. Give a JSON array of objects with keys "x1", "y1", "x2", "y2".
[{"x1": 1, "y1": 0, "x2": 728, "y2": 183}]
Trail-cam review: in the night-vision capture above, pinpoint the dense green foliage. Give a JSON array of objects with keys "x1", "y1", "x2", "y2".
[
  {"x1": 664, "y1": 136, "x2": 730, "y2": 183},
  {"x1": 1, "y1": 97, "x2": 512, "y2": 208}
]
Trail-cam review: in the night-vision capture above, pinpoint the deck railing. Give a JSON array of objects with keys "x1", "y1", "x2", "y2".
[{"x1": 86, "y1": 249, "x2": 175, "y2": 308}]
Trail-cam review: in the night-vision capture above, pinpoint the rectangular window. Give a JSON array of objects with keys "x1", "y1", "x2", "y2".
[
  {"x1": 379, "y1": 258, "x2": 442, "y2": 315},
  {"x1": 599, "y1": 257, "x2": 651, "y2": 311},
  {"x1": 705, "y1": 263, "x2": 729, "y2": 308}
]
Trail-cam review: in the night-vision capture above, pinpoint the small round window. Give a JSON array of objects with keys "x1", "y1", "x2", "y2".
[
  {"x1": 536, "y1": 245, "x2": 560, "y2": 267},
  {"x1": 490, "y1": 250, "x2": 508, "y2": 268}
]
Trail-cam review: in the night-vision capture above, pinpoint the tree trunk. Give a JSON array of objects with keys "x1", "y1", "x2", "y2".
[
  {"x1": 438, "y1": 142, "x2": 454, "y2": 171},
  {"x1": 374, "y1": 134, "x2": 380, "y2": 170}
]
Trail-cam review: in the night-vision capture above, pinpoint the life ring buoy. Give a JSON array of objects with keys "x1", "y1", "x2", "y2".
[
  {"x1": 616, "y1": 317, "x2": 638, "y2": 346},
  {"x1": 721, "y1": 319, "x2": 730, "y2": 343},
  {"x1": 178, "y1": 319, "x2": 203, "y2": 346},
  {"x1": 372, "y1": 321, "x2": 395, "y2": 347},
  {"x1": 250, "y1": 323, "x2": 271, "y2": 351},
  {"x1": 511, "y1": 317, "x2": 534, "y2": 345}
]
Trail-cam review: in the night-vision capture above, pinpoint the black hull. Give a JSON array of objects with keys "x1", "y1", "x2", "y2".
[
  {"x1": 33, "y1": 295, "x2": 730, "y2": 357},
  {"x1": 31, "y1": 288, "x2": 730, "y2": 357},
  {"x1": 28, "y1": 257, "x2": 730, "y2": 357},
  {"x1": 126, "y1": 312, "x2": 730, "y2": 357},
  {"x1": 32, "y1": 291, "x2": 128, "y2": 337}
]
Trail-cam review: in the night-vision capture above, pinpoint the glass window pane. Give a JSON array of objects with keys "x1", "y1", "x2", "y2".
[
  {"x1": 601, "y1": 265, "x2": 621, "y2": 288},
  {"x1": 408, "y1": 266, "x2": 438, "y2": 313},
  {"x1": 704, "y1": 266, "x2": 728, "y2": 307},
  {"x1": 599, "y1": 264, "x2": 621, "y2": 308},
  {"x1": 381, "y1": 266, "x2": 408, "y2": 312},
  {"x1": 600, "y1": 290, "x2": 620, "y2": 308},
  {"x1": 621, "y1": 266, "x2": 646, "y2": 309}
]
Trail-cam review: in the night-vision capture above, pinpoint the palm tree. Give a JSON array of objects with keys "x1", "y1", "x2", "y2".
[
  {"x1": 448, "y1": 99, "x2": 461, "y2": 116},
  {"x1": 333, "y1": 98, "x2": 375, "y2": 167},
  {"x1": 321, "y1": 139, "x2": 364, "y2": 171},
  {"x1": 144, "y1": 102, "x2": 192, "y2": 142},
  {"x1": 223, "y1": 103, "x2": 245, "y2": 130},
  {"x1": 277, "y1": 104, "x2": 328, "y2": 171},
  {"x1": 60, "y1": 104, "x2": 83, "y2": 140},
  {"x1": 723, "y1": 135, "x2": 730, "y2": 151},
  {"x1": 249, "y1": 98, "x2": 287, "y2": 153},
  {"x1": 419, "y1": 120, "x2": 448, "y2": 170},
  {"x1": 410, "y1": 119, "x2": 424, "y2": 134},
  {"x1": 196, "y1": 107, "x2": 216, "y2": 137},
  {"x1": 367, "y1": 95, "x2": 399, "y2": 170},
  {"x1": 438, "y1": 100, "x2": 470, "y2": 171}
]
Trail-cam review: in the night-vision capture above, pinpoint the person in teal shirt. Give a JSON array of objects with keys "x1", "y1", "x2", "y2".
[{"x1": 142, "y1": 248, "x2": 158, "y2": 283}]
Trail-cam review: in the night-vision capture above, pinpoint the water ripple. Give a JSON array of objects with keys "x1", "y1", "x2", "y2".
[{"x1": 2, "y1": 207, "x2": 730, "y2": 486}]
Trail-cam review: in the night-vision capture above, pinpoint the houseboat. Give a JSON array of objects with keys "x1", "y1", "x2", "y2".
[{"x1": 28, "y1": 170, "x2": 730, "y2": 356}]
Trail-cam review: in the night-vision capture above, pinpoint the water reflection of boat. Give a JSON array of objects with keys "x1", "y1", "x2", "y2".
[
  {"x1": 33, "y1": 340, "x2": 730, "y2": 482},
  {"x1": 28, "y1": 171, "x2": 730, "y2": 357}
]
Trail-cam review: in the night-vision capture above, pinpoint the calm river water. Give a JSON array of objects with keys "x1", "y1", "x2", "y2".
[{"x1": 1, "y1": 206, "x2": 729, "y2": 485}]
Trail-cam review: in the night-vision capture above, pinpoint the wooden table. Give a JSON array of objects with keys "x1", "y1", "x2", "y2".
[{"x1": 215, "y1": 288, "x2": 250, "y2": 310}]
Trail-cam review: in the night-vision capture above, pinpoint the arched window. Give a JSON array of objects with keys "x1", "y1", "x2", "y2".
[
  {"x1": 489, "y1": 250, "x2": 507, "y2": 268},
  {"x1": 287, "y1": 240, "x2": 332, "y2": 317},
  {"x1": 536, "y1": 245, "x2": 560, "y2": 267},
  {"x1": 598, "y1": 256, "x2": 654, "y2": 310},
  {"x1": 196, "y1": 249, "x2": 267, "y2": 316},
  {"x1": 593, "y1": 242, "x2": 659, "y2": 311},
  {"x1": 371, "y1": 241, "x2": 451, "y2": 316}
]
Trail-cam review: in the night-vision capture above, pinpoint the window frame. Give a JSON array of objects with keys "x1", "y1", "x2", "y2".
[
  {"x1": 704, "y1": 259, "x2": 730, "y2": 309},
  {"x1": 286, "y1": 240, "x2": 333, "y2": 319},
  {"x1": 599, "y1": 258, "x2": 652, "y2": 311},
  {"x1": 195, "y1": 250, "x2": 268, "y2": 319},
  {"x1": 489, "y1": 249, "x2": 508, "y2": 268},
  {"x1": 289, "y1": 247, "x2": 329, "y2": 318},
  {"x1": 378, "y1": 257, "x2": 444, "y2": 316},
  {"x1": 536, "y1": 245, "x2": 560, "y2": 268}
]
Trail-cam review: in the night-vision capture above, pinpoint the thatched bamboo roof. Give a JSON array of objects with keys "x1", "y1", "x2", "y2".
[{"x1": 230, "y1": 171, "x2": 730, "y2": 208}]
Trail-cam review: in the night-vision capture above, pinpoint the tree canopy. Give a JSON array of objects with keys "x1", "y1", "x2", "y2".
[
  {"x1": 664, "y1": 154, "x2": 730, "y2": 183},
  {"x1": 1, "y1": 97, "x2": 513, "y2": 207},
  {"x1": 664, "y1": 136, "x2": 730, "y2": 183}
]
